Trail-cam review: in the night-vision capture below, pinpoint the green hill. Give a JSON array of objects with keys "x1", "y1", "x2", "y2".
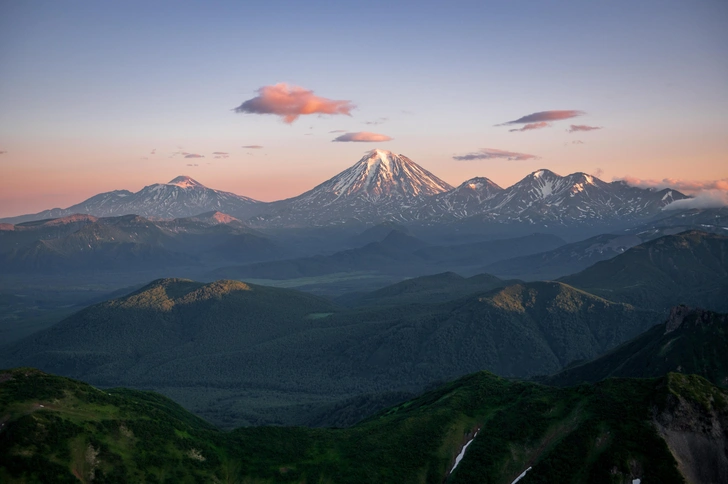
[
  {"x1": 561, "y1": 231, "x2": 728, "y2": 312},
  {"x1": 541, "y1": 306, "x2": 728, "y2": 388},
  {"x1": 2, "y1": 278, "x2": 662, "y2": 428},
  {"x1": 2, "y1": 368, "x2": 726, "y2": 483}
]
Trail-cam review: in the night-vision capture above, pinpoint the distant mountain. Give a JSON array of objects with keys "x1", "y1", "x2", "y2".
[
  {"x1": 561, "y1": 231, "x2": 728, "y2": 312},
  {"x1": 5, "y1": 367, "x2": 725, "y2": 483},
  {"x1": 483, "y1": 233, "x2": 644, "y2": 280},
  {"x1": 626, "y1": 206, "x2": 728, "y2": 238},
  {"x1": 0, "y1": 176, "x2": 262, "y2": 224},
  {"x1": 0, "y1": 214, "x2": 99, "y2": 253},
  {"x1": 345, "y1": 221, "x2": 411, "y2": 247},
  {"x1": 542, "y1": 306, "x2": 728, "y2": 388},
  {"x1": 211, "y1": 229, "x2": 432, "y2": 280},
  {"x1": 210, "y1": 232, "x2": 565, "y2": 280},
  {"x1": 251, "y1": 149, "x2": 454, "y2": 227}
]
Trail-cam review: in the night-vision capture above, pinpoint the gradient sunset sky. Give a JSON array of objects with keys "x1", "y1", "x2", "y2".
[{"x1": 1, "y1": 0, "x2": 726, "y2": 217}]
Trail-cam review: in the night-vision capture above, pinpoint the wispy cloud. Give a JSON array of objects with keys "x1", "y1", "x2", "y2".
[
  {"x1": 509, "y1": 122, "x2": 550, "y2": 132},
  {"x1": 213, "y1": 151, "x2": 229, "y2": 159},
  {"x1": 332, "y1": 131, "x2": 393, "y2": 142},
  {"x1": 329, "y1": 130, "x2": 346, "y2": 133},
  {"x1": 0, "y1": 150, "x2": 7, "y2": 155},
  {"x1": 568, "y1": 124, "x2": 602, "y2": 133},
  {"x1": 150, "y1": 149, "x2": 156, "y2": 155},
  {"x1": 186, "y1": 163, "x2": 199, "y2": 167},
  {"x1": 453, "y1": 148, "x2": 538, "y2": 161},
  {"x1": 233, "y1": 83, "x2": 355, "y2": 123},
  {"x1": 242, "y1": 145, "x2": 263, "y2": 149},
  {"x1": 184, "y1": 153, "x2": 204, "y2": 159},
  {"x1": 498, "y1": 110, "x2": 584, "y2": 126},
  {"x1": 364, "y1": 117, "x2": 388, "y2": 126}
]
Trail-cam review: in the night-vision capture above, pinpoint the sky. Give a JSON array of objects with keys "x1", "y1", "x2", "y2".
[{"x1": 1, "y1": 0, "x2": 727, "y2": 217}]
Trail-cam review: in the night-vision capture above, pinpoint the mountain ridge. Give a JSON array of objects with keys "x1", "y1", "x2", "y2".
[{"x1": 1, "y1": 151, "x2": 691, "y2": 229}]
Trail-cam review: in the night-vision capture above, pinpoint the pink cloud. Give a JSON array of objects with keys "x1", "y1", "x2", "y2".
[
  {"x1": 499, "y1": 110, "x2": 584, "y2": 126},
  {"x1": 332, "y1": 132, "x2": 393, "y2": 142},
  {"x1": 453, "y1": 148, "x2": 538, "y2": 161},
  {"x1": 234, "y1": 83, "x2": 355, "y2": 123},
  {"x1": 509, "y1": 122, "x2": 550, "y2": 132},
  {"x1": 242, "y1": 145, "x2": 263, "y2": 149},
  {"x1": 568, "y1": 124, "x2": 602, "y2": 133},
  {"x1": 184, "y1": 153, "x2": 204, "y2": 159}
]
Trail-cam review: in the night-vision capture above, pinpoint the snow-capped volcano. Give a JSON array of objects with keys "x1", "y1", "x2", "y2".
[
  {"x1": 167, "y1": 175, "x2": 206, "y2": 189},
  {"x1": 252, "y1": 149, "x2": 453, "y2": 226},
  {"x1": 323, "y1": 149, "x2": 453, "y2": 201},
  {"x1": 302, "y1": 149, "x2": 452, "y2": 205}
]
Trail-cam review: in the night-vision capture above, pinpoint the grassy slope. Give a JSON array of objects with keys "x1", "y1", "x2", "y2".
[{"x1": 3, "y1": 368, "x2": 721, "y2": 483}]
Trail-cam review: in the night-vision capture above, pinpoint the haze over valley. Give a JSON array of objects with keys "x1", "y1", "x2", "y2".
[{"x1": 1, "y1": 1, "x2": 727, "y2": 482}]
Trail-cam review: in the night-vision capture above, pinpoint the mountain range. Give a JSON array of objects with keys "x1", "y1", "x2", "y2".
[{"x1": 1, "y1": 150, "x2": 690, "y2": 230}]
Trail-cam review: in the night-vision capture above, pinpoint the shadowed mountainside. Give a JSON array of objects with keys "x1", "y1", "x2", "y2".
[
  {"x1": 561, "y1": 231, "x2": 728, "y2": 312},
  {"x1": 541, "y1": 306, "x2": 728, "y2": 388}
]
